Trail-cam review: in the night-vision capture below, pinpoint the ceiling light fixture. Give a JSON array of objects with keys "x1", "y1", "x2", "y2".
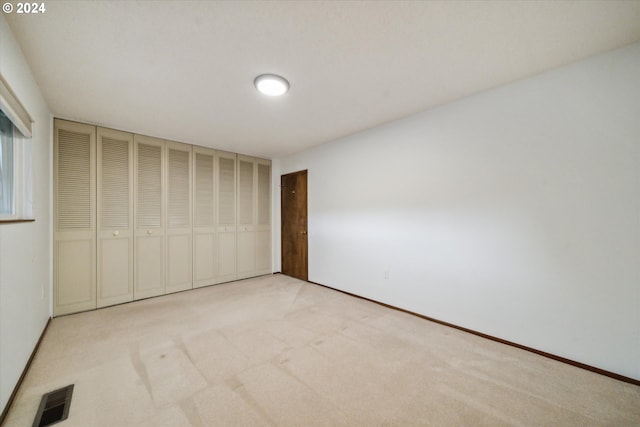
[{"x1": 254, "y1": 74, "x2": 290, "y2": 97}]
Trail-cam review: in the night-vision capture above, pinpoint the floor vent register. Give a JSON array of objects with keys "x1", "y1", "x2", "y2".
[{"x1": 32, "y1": 384, "x2": 74, "y2": 427}]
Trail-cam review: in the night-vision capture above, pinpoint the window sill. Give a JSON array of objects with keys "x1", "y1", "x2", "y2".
[{"x1": 0, "y1": 218, "x2": 35, "y2": 224}]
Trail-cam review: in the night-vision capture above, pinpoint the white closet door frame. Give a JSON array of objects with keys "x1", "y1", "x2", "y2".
[
  {"x1": 97, "y1": 127, "x2": 134, "y2": 308},
  {"x1": 53, "y1": 119, "x2": 97, "y2": 316},
  {"x1": 193, "y1": 146, "x2": 216, "y2": 288},
  {"x1": 165, "y1": 139, "x2": 193, "y2": 293},
  {"x1": 134, "y1": 134, "x2": 165, "y2": 299}
]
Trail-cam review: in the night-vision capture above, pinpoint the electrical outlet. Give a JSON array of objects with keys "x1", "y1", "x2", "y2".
[{"x1": 384, "y1": 270, "x2": 390, "y2": 280}]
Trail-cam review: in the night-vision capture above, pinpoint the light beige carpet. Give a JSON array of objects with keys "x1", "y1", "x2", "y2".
[{"x1": 3, "y1": 274, "x2": 639, "y2": 426}]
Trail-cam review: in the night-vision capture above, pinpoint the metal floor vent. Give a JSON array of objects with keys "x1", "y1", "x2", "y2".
[{"x1": 32, "y1": 384, "x2": 74, "y2": 427}]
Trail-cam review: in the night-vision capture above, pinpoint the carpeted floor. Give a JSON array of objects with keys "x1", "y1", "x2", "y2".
[{"x1": 3, "y1": 274, "x2": 640, "y2": 426}]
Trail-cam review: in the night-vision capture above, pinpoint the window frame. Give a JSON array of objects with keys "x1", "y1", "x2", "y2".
[{"x1": 0, "y1": 73, "x2": 34, "y2": 223}]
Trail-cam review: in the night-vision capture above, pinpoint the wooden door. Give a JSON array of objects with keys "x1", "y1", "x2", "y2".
[
  {"x1": 97, "y1": 127, "x2": 134, "y2": 307},
  {"x1": 281, "y1": 170, "x2": 308, "y2": 280}
]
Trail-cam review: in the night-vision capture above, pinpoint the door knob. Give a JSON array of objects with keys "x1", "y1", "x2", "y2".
[
  {"x1": 113, "y1": 230, "x2": 119, "y2": 236},
  {"x1": 147, "y1": 229, "x2": 153, "y2": 235},
  {"x1": 301, "y1": 230, "x2": 307, "y2": 235}
]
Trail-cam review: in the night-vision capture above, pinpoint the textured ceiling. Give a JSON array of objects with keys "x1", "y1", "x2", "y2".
[{"x1": 5, "y1": 1, "x2": 640, "y2": 158}]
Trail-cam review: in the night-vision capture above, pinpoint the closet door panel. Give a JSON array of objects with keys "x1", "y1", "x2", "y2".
[
  {"x1": 236, "y1": 156, "x2": 255, "y2": 279},
  {"x1": 255, "y1": 160, "x2": 272, "y2": 275},
  {"x1": 255, "y1": 230, "x2": 271, "y2": 273},
  {"x1": 136, "y1": 236, "x2": 163, "y2": 292},
  {"x1": 194, "y1": 233, "x2": 215, "y2": 283},
  {"x1": 134, "y1": 135, "x2": 165, "y2": 299},
  {"x1": 99, "y1": 239, "x2": 130, "y2": 300},
  {"x1": 193, "y1": 148, "x2": 216, "y2": 287},
  {"x1": 168, "y1": 235, "x2": 191, "y2": 286},
  {"x1": 216, "y1": 151, "x2": 237, "y2": 283},
  {"x1": 54, "y1": 119, "x2": 96, "y2": 316},
  {"x1": 166, "y1": 141, "x2": 192, "y2": 293},
  {"x1": 218, "y1": 232, "x2": 236, "y2": 279},
  {"x1": 237, "y1": 231, "x2": 256, "y2": 278},
  {"x1": 97, "y1": 127, "x2": 134, "y2": 307},
  {"x1": 56, "y1": 239, "x2": 93, "y2": 306},
  {"x1": 237, "y1": 157, "x2": 255, "y2": 226}
]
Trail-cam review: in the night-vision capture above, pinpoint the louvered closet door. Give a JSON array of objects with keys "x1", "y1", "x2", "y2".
[
  {"x1": 237, "y1": 155, "x2": 256, "y2": 279},
  {"x1": 54, "y1": 119, "x2": 96, "y2": 316},
  {"x1": 165, "y1": 140, "x2": 192, "y2": 293},
  {"x1": 97, "y1": 127, "x2": 134, "y2": 307},
  {"x1": 193, "y1": 147, "x2": 216, "y2": 288},
  {"x1": 134, "y1": 135, "x2": 165, "y2": 299},
  {"x1": 216, "y1": 151, "x2": 237, "y2": 283},
  {"x1": 255, "y1": 159, "x2": 272, "y2": 275}
]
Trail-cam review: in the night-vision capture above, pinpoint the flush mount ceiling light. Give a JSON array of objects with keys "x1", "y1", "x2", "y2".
[{"x1": 254, "y1": 74, "x2": 290, "y2": 97}]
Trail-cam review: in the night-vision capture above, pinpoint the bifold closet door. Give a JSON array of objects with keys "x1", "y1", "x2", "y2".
[
  {"x1": 216, "y1": 151, "x2": 237, "y2": 283},
  {"x1": 237, "y1": 155, "x2": 256, "y2": 279},
  {"x1": 97, "y1": 128, "x2": 134, "y2": 307},
  {"x1": 134, "y1": 135, "x2": 165, "y2": 299},
  {"x1": 193, "y1": 147, "x2": 216, "y2": 288},
  {"x1": 54, "y1": 119, "x2": 96, "y2": 316},
  {"x1": 166, "y1": 140, "x2": 193, "y2": 293},
  {"x1": 255, "y1": 159, "x2": 272, "y2": 275}
]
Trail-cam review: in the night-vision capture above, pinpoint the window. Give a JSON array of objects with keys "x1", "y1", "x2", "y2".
[
  {"x1": 0, "y1": 74, "x2": 33, "y2": 220},
  {"x1": 0, "y1": 110, "x2": 15, "y2": 215}
]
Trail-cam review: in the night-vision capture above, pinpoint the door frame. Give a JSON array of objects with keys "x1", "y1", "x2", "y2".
[{"x1": 280, "y1": 169, "x2": 308, "y2": 281}]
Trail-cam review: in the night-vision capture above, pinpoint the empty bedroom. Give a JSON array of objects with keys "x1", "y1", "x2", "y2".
[{"x1": 1, "y1": 1, "x2": 639, "y2": 426}]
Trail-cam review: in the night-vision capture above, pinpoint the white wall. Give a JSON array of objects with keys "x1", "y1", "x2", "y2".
[
  {"x1": 274, "y1": 42, "x2": 640, "y2": 380},
  {"x1": 0, "y1": 16, "x2": 52, "y2": 413}
]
